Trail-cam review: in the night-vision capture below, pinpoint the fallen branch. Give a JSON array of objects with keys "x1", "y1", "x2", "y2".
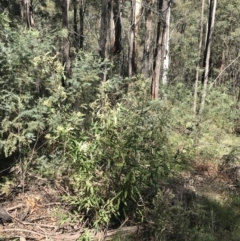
[
  {"x1": 40, "y1": 202, "x2": 62, "y2": 206},
  {"x1": 1, "y1": 228, "x2": 45, "y2": 237},
  {"x1": 21, "y1": 221, "x2": 58, "y2": 229},
  {"x1": 105, "y1": 226, "x2": 142, "y2": 240},
  {"x1": 6, "y1": 204, "x2": 24, "y2": 211}
]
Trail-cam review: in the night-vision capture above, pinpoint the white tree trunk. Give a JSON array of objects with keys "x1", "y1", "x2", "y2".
[
  {"x1": 152, "y1": 0, "x2": 169, "y2": 99},
  {"x1": 162, "y1": 4, "x2": 170, "y2": 86}
]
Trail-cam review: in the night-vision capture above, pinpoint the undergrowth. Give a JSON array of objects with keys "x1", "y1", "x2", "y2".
[{"x1": 1, "y1": 12, "x2": 240, "y2": 240}]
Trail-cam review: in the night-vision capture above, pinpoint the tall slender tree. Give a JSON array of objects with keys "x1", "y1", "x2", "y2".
[
  {"x1": 99, "y1": 0, "x2": 122, "y2": 80},
  {"x1": 193, "y1": 0, "x2": 205, "y2": 114},
  {"x1": 128, "y1": 0, "x2": 142, "y2": 77},
  {"x1": 73, "y1": 0, "x2": 78, "y2": 48},
  {"x1": 162, "y1": 1, "x2": 171, "y2": 86},
  {"x1": 61, "y1": 0, "x2": 71, "y2": 87},
  {"x1": 152, "y1": 0, "x2": 169, "y2": 99},
  {"x1": 21, "y1": 0, "x2": 34, "y2": 28},
  {"x1": 199, "y1": 0, "x2": 217, "y2": 115},
  {"x1": 143, "y1": 0, "x2": 155, "y2": 78},
  {"x1": 79, "y1": 0, "x2": 85, "y2": 50}
]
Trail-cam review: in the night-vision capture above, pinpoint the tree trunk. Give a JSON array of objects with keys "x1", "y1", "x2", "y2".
[
  {"x1": 99, "y1": 0, "x2": 109, "y2": 81},
  {"x1": 201, "y1": 0, "x2": 213, "y2": 84},
  {"x1": 61, "y1": 0, "x2": 71, "y2": 87},
  {"x1": 73, "y1": 0, "x2": 78, "y2": 48},
  {"x1": 21, "y1": 0, "x2": 34, "y2": 28},
  {"x1": 218, "y1": 50, "x2": 226, "y2": 85},
  {"x1": 143, "y1": 0, "x2": 155, "y2": 78},
  {"x1": 113, "y1": 0, "x2": 122, "y2": 56},
  {"x1": 99, "y1": 0, "x2": 122, "y2": 80},
  {"x1": 99, "y1": 0, "x2": 108, "y2": 60},
  {"x1": 193, "y1": 0, "x2": 205, "y2": 114},
  {"x1": 162, "y1": 2, "x2": 171, "y2": 86},
  {"x1": 199, "y1": 0, "x2": 217, "y2": 116},
  {"x1": 79, "y1": 0, "x2": 84, "y2": 50},
  {"x1": 152, "y1": 0, "x2": 169, "y2": 99},
  {"x1": 128, "y1": 0, "x2": 142, "y2": 77}
]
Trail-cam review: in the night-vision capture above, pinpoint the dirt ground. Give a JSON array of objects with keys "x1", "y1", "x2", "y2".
[{"x1": 0, "y1": 172, "x2": 86, "y2": 240}]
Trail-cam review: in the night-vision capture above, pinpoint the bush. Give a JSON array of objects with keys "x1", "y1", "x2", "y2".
[{"x1": 59, "y1": 78, "x2": 174, "y2": 228}]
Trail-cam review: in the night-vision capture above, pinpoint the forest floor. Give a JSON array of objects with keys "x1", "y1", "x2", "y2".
[
  {"x1": 0, "y1": 167, "x2": 143, "y2": 240},
  {"x1": 0, "y1": 132, "x2": 240, "y2": 241}
]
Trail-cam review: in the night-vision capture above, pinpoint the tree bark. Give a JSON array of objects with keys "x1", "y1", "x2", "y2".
[
  {"x1": 152, "y1": 0, "x2": 169, "y2": 99},
  {"x1": 21, "y1": 0, "x2": 34, "y2": 28},
  {"x1": 162, "y1": 2, "x2": 171, "y2": 86},
  {"x1": 99, "y1": 0, "x2": 108, "y2": 60},
  {"x1": 193, "y1": 0, "x2": 205, "y2": 114},
  {"x1": 99, "y1": 0, "x2": 122, "y2": 80},
  {"x1": 201, "y1": 0, "x2": 214, "y2": 84},
  {"x1": 128, "y1": 0, "x2": 142, "y2": 77},
  {"x1": 143, "y1": 0, "x2": 155, "y2": 78},
  {"x1": 99, "y1": 0, "x2": 108, "y2": 81},
  {"x1": 73, "y1": 0, "x2": 78, "y2": 48},
  {"x1": 79, "y1": 0, "x2": 84, "y2": 50},
  {"x1": 113, "y1": 0, "x2": 122, "y2": 56},
  {"x1": 61, "y1": 0, "x2": 71, "y2": 87},
  {"x1": 199, "y1": 0, "x2": 217, "y2": 116}
]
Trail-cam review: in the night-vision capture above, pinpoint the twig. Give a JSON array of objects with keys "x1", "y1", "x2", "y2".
[
  {"x1": 119, "y1": 217, "x2": 129, "y2": 229},
  {"x1": 29, "y1": 216, "x2": 52, "y2": 222},
  {"x1": 36, "y1": 225, "x2": 48, "y2": 239},
  {"x1": 27, "y1": 171, "x2": 47, "y2": 180},
  {"x1": 79, "y1": 218, "x2": 88, "y2": 234},
  {"x1": 21, "y1": 205, "x2": 29, "y2": 221},
  {"x1": 6, "y1": 204, "x2": 24, "y2": 211},
  {"x1": 21, "y1": 221, "x2": 57, "y2": 229},
  {"x1": 40, "y1": 202, "x2": 62, "y2": 206}
]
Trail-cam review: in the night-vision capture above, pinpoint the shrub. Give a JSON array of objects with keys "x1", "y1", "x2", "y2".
[{"x1": 59, "y1": 78, "x2": 174, "y2": 228}]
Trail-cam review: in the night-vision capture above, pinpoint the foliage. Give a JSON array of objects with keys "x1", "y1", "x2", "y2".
[
  {"x1": 150, "y1": 191, "x2": 240, "y2": 241},
  {"x1": 1, "y1": 4, "x2": 240, "y2": 240},
  {"x1": 60, "y1": 78, "x2": 174, "y2": 228},
  {"x1": 0, "y1": 15, "x2": 174, "y2": 230},
  {"x1": 0, "y1": 21, "x2": 62, "y2": 157},
  {"x1": 202, "y1": 87, "x2": 238, "y2": 133}
]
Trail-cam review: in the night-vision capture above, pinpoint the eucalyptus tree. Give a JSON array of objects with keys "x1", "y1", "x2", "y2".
[
  {"x1": 162, "y1": 1, "x2": 171, "y2": 86},
  {"x1": 152, "y1": 0, "x2": 170, "y2": 99},
  {"x1": 193, "y1": 0, "x2": 205, "y2": 114},
  {"x1": 72, "y1": 0, "x2": 85, "y2": 49},
  {"x1": 199, "y1": 0, "x2": 217, "y2": 116},
  {"x1": 21, "y1": 0, "x2": 35, "y2": 28},
  {"x1": 73, "y1": 0, "x2": 78, "y2": 48},
  {"x1": 128, "y1": 0, "x2": 142, "y2": 77},
  {"x1": 79, "y1": 0, "x2": 85, "y2": 49},
  {"x1": 61, "y1": 0, "x2": 70, "y2": 87},
  {"x1": 142, "y1": 0, "x2": 155, "y2": 78},
  {"x1": 99, "y1": 0, "x2": 122, "y2": 80}
]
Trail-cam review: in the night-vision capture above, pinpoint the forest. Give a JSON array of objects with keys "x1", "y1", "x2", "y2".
[{"x1": 0, "y1": 0, "x2": 240, "y2": 240}]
